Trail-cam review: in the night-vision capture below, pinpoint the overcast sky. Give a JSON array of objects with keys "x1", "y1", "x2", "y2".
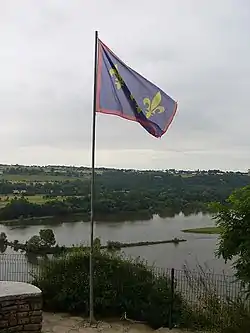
[{"x1": 0, "y1": 0, "x2": 250, "y2": 170}]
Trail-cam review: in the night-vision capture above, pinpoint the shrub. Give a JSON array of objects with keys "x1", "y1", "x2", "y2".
[
  {"x1": 179, "y1": 265, "x2": 250, "y2": 333},
  {"x1": 34, "y1": 250, "x2": 184, "y2": 328},
  {"x1": 106, "y1": 240, "x2": 122, "y2": 250}
]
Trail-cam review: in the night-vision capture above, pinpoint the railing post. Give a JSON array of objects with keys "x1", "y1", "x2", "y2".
[{"x1": 169, "y1": 268, "x2": 175, "y2": 330}]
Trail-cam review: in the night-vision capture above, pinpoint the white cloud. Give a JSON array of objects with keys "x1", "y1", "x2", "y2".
[{"x1": 0, "y1": 0, "x2": 250, "y2": 170}]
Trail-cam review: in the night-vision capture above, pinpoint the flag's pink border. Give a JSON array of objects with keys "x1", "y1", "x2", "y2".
[{"x1": 96, "y1": 39, "x2": 178, "y2": 138}]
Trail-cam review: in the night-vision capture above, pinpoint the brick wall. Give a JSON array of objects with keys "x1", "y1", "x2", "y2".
[{"x1": 0, "y1": 282, "x2": 42, "y2": 332}]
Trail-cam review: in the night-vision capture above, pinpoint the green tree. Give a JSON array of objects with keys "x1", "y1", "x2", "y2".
[
  {"x1": 26, "y1": 235, "x2": 42, "y2": 253},
  {"x1": 12, "y1": 239, "x2": 19, "y2": 252},
  {"x1": 93, "y1": 237, "x2": 101, "y2": 250},
  {"x1": 0, "y1": 232, "x2": 7, "y2": 242},
  {"x1": 212, "y1": 186, "x2": 250, "y2": 287},
  {"x1": 25, "y1": 229, "x2": 56, "y2": 253},
  {"x1": 39, "y1": 229, "x2": 56, "y2": 247},
  {"x1": 0, "y1": 232, "x2": 7, "y2": 253}
]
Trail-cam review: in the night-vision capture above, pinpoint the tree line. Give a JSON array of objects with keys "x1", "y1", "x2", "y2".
[
  {"x1": 1, "y1": 170, "x2": 250, "y2": 197},
  {"x1": 0, "y1": 170, "x2": 250, "y2": 220}
]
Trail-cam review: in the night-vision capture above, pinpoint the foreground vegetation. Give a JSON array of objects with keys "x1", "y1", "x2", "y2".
[
  {"x1": 181, "y1": 265, "x2": 250, "y2": 332},
  {"x1": 212, "y1": 186, "x2": 250, "y2": 292},
  {"x1": 33, "y1": 249, "x2": 250, "y2": 332},
  {"x1": 34, "y1": 250, "x2": 184, "y2": 329}
]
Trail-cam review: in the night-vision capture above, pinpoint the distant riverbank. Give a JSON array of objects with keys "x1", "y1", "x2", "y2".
[
  {"x1": 0, "y1": 213, "x2": 87, "y2": 226},
  {"x1": 0, "y1": 209, "x2": 211, "y2": 227},
  {"x1": 0, "y1": 210, "x2": 154, "y2": 226},
  {"x1": 0, "y1": 194, "x2": 210, "y2": 225}
]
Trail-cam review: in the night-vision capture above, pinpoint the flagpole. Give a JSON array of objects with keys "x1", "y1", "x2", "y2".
[{"x1": 89, "y1": 30, "x2": 98, "y2": 324}]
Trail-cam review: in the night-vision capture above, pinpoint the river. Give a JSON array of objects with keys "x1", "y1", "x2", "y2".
[{"x1": 0, "y1": 212, "x2": 233, "y2": 275}]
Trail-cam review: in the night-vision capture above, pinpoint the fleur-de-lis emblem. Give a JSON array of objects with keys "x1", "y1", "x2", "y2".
[
  {"x1": 143, "y1": 91, "x2": 165, "y2": 119},
  {"x1": 109, "y1": 64, "x2": 124, "y2": 90}
]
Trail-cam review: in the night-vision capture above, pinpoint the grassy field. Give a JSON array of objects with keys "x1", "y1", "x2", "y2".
[
  {"x1": 0, "y1": 194, "x2": 63, "y2": 208},
  {"x1": 0, "y1": 173, "x2": 89, "y2": 182},
  {"x1": 182, "y1": 226, "x2": 221, "y2": 234}
]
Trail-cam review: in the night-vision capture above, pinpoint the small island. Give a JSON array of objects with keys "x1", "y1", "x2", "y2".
[
  {"x1": 182, "y1": 226, "x2": 220, "y2": 234},
  {"x1": 0, "y1": 229, "x2": 186, "y2": 255}
]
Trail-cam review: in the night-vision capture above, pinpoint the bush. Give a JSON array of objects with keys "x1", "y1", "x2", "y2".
[
  {"x1": 106, "y1": 240, "x2": 122, "y2": 250},
  {"x1": 179, "y1": 265, "x2": 250, "y2": 333},
  {"x1": 34, "y1": 250, "x2": 184, "y2": 328}
]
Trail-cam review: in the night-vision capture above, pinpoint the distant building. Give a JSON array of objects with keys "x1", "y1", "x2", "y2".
[{"x1": 13, "y1": 190, "x2": 27, "y2": 195}]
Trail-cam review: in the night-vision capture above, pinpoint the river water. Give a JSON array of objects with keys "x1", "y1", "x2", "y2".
[{"x1": 0, "y1": 212, "x2": 233, "y2": 275}]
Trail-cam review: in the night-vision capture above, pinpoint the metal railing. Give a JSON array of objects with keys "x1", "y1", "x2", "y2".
[
  {"x1": 0, "y1": 253, "x2": 242, "y2": 299},
  {"x1": 0, "y1": 253, "x2": 248, "y2": 331}
]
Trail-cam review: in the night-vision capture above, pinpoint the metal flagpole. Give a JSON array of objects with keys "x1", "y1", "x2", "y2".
[{"x1": 89, "y1": 30, "x2": 98, "y2": 324}]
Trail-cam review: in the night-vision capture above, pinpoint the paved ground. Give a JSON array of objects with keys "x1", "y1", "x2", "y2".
[{"x1": 42, "y1": 312, "x2": 187, "y2": 333}]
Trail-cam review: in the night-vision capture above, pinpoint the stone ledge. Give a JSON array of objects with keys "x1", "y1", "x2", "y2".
[
  {"x1": 0, "y1": 281, "x2": 42, "y2": 333},
  {"x1": 0, "y1": 282, "x2": 41, "y2": 301}
]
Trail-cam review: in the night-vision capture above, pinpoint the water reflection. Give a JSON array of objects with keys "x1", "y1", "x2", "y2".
[{"x1": 0, "y1": 208, "x2": 209, "y2": 229}]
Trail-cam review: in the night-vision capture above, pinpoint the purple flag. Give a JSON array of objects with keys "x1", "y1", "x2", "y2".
[{"x1": 96, "y1": 39, "x2": 177, "y2": 138}]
